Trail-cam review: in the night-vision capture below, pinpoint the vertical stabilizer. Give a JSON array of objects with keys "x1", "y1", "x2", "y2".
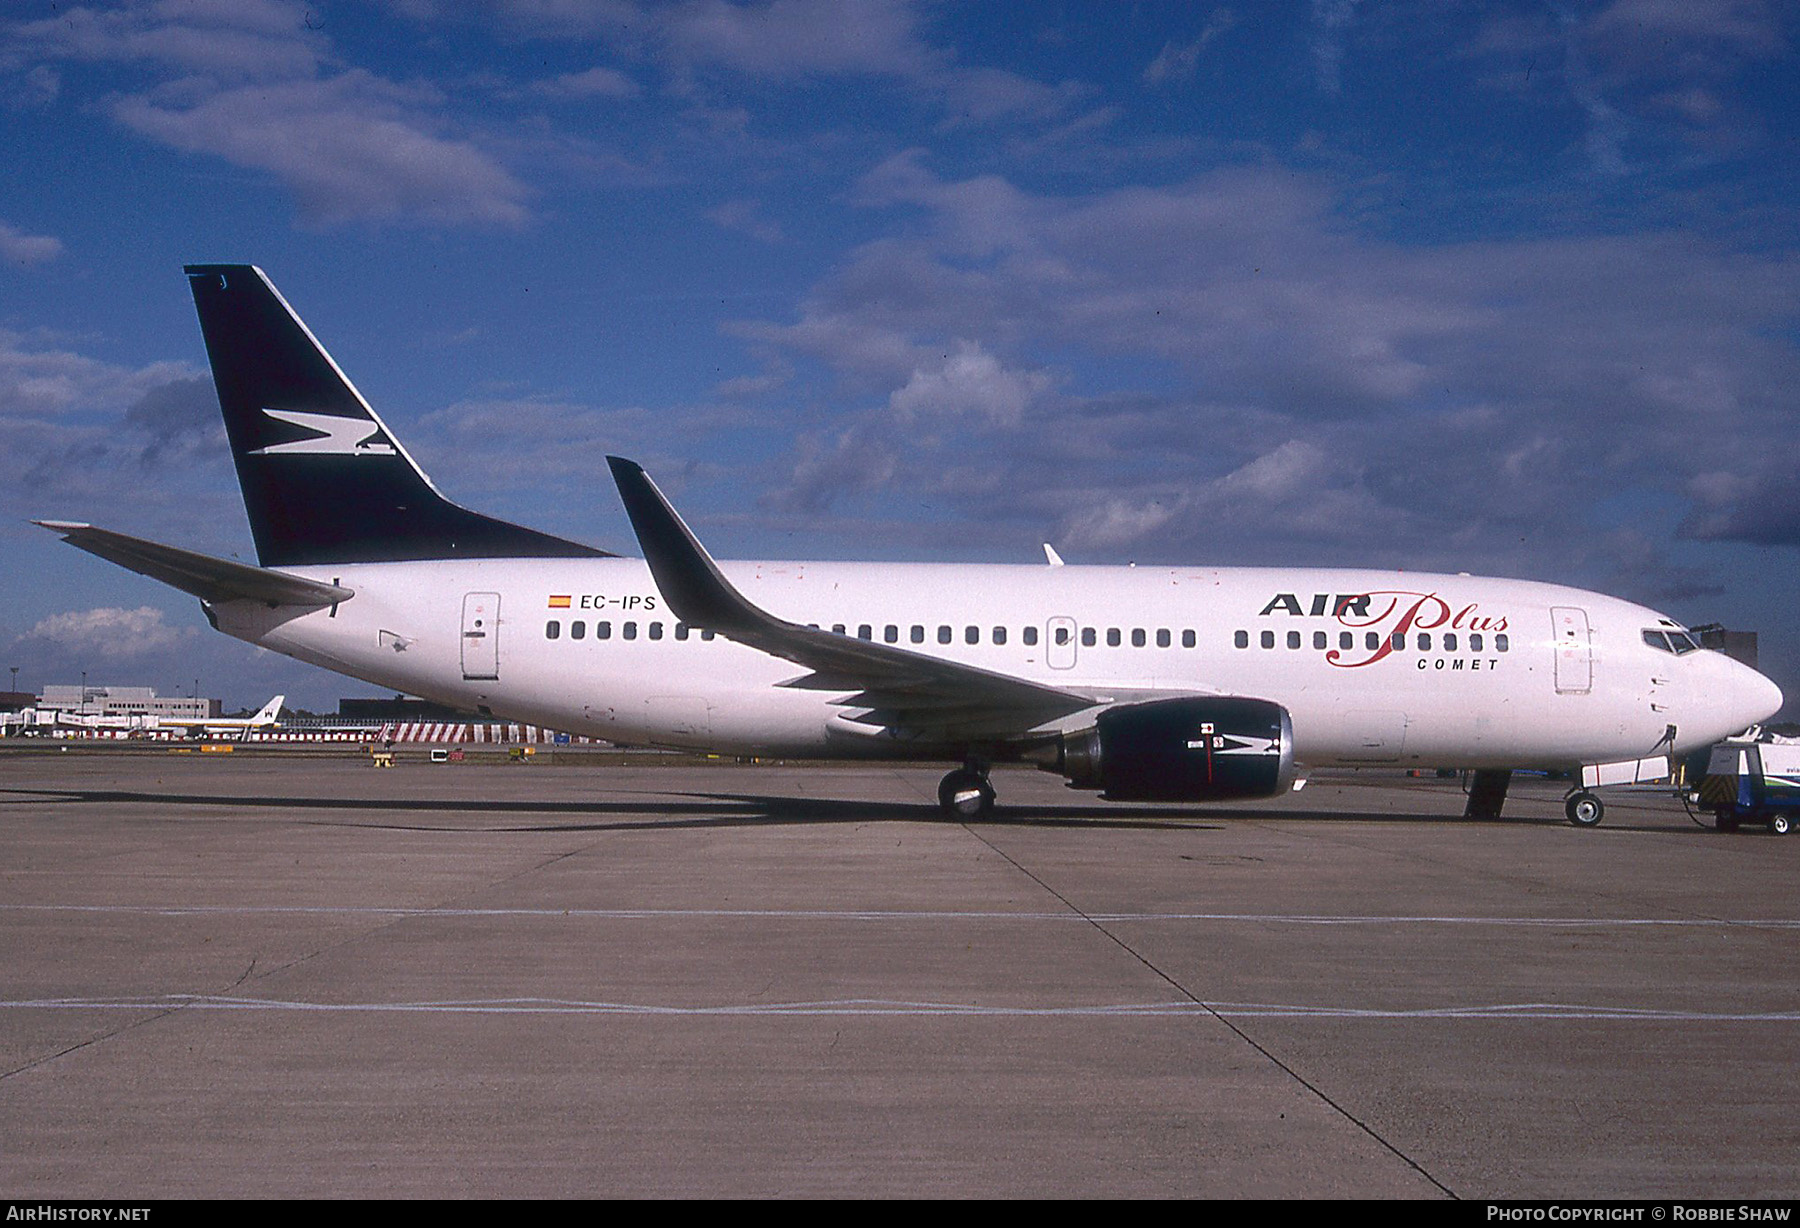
[{"x1": 185, "y1": 264, "x2": 608, "y2": 566}]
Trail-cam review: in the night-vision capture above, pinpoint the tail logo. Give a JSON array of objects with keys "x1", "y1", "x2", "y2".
[{"x1": 250, "y1": 408, "x2": 397, "y2": 457}]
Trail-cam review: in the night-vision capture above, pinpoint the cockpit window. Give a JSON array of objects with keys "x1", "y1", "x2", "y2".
[{"x1": 1644, "y1": 628, "x2": 1702, "y2": 655}]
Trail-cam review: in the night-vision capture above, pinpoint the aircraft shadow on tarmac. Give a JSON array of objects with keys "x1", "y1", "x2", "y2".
[{"x1": 0, "y1": 783, "x2": 1687, "y2": 835}]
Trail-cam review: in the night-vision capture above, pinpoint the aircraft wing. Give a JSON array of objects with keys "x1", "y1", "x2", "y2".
[
  {"x1": 606, "y1": 458, "x2": 1099, "y2": 739},
  {"x1": 35, "y1": 522, "x2": 353, "y2": 608}
]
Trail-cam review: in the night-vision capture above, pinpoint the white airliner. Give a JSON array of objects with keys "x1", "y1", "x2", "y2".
[
  {"x1": 155, "y1": 694, "x2": 286, "y2": 740},
  {"x1": 37, "y1": 265, "x2": 1783, "y2": 824}
]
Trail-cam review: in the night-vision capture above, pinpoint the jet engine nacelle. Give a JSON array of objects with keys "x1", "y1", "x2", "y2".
[{"x1": 1033, "y1": 697, "x2": 1296, "y2": 802}]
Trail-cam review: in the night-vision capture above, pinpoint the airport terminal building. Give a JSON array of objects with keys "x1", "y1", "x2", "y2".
[{"x1": 38, "y1": 685, "x2": 219, "y2": 720}]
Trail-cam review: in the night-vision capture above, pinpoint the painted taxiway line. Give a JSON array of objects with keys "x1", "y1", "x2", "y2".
[
  {"x1": 4, "y1": 902, "x2": 1797, "y2": 928},
  {"x1": 6, "y1": 994, "x2": 1798, "y2": 1022}
]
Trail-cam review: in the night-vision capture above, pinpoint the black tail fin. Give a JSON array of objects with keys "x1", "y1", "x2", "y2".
[{"x1": 184, "y1": 264, "x2": 609, "y2": 567}]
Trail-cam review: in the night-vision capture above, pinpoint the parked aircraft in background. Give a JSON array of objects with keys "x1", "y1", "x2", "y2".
[
  {"x1": 0, "y1": 694, "x2": 284, "y2": 740},
  {"x1": 36, "y1": 266, "x2": 1784, "y2": 822},
  {"x1": 155, "y1": 694, "x2": 286, "y2": 740}
]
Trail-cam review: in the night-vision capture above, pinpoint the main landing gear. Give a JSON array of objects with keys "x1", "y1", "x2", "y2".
[{"x1": 938, "y1": 760, "x2": 996, "y2": 818}]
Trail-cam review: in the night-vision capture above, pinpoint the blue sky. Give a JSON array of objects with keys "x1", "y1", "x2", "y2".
[{"x1": 2, "y1": 0, "x2": 1798, "y2": 715}]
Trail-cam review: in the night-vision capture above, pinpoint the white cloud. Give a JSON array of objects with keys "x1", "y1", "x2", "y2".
[
  {"x1": 664, "y1": 0, "x2": 937, "y2": 79},
  {"x1": 11, "y1": 0, "x2": 327, "y2": 81},
  {"x1": 0, "y1": 221, "x2": 61, "y2": 265},
  {"x1": 24, "y1": 607, "x2": 194, "y2": 659},
  {"x1": 741, "y1": 156, "x2": 1800, "y2": 566},
  {"x1": 888, "y1": 340, "x2": 1049, "y2": 429},
  {"x1": 1310, "y1": 0, "x2": 1364, "y2": 95},
  {"x1": 532, "y1": 65, "x2": 642, "y2": 99},
  {"x1": 0, "y1": 329, "x2": 193, "y2": 420},
  {"x1": 706, "y1": 197, "x2": 784, "y2": 243},
  {"x1": 1143, "y1": 9, "x2": 1239, "y2": 86},
  {"x1": 115, "y1": 73, "x2": 532, "y2": 227},
  {"x1": 657, "y1": 0, "x2": 1084, "y2": 129},
  {"x1": 14, "y1": 2, "x2": 531, "y2": 228}
]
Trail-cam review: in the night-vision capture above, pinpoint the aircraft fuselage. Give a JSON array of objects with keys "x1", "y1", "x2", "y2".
[{"x1": 214, "y1": 556, "x2": 1772, "y2": 771}]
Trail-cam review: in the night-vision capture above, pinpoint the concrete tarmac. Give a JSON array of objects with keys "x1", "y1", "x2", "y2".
[{"x1": 2, "y1": 747, "x2": 1797, "y2": 1198}]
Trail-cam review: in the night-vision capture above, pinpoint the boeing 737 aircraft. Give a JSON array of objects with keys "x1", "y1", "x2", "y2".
[{"x1": 37, "y1": 266, "x2": 1785, "y2": 823}]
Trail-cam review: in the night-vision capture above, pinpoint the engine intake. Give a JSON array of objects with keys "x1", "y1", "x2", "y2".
[{"x1": 1032, "y1": 697, "x2": 1296, "y2": 802}]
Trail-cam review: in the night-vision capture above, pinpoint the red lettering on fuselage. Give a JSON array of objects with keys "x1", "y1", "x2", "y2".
[{"x1": 1258, "y1": 591, "x2": 1509, "y2": 669}]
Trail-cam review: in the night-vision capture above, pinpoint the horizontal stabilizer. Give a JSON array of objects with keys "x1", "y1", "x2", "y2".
[{"x1": 35, "y1": 522, "x2": 353, "y2": 607}]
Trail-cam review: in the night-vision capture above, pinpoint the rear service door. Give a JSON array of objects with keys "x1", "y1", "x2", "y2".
[{"x1": 462, "y1": 592, "x2": 500, "y2": 681}]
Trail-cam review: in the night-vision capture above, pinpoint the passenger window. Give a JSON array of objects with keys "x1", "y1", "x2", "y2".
[
  {"x1": 1023, "y1": 626, "x2": 1038, "y2": 646},
  {"x1": 885, "y1": 625, "x2": 898, "y2": 643},
  {"x1": 623, "y1": 622, "x2": 637, "y2": 641},
  {"x1": 1496, "y1": 633, "x2": 1509, "y2": 652},
  {"x1": 1443, "y1": 633, "x2": 1457, "y2": 652},
  {"x1": 648, "y1": 623, "x2": 663, "y2": 641},
  {"x1": 1182, "y1": 630, "x2": 1196, "y2": 648},
  {"x1": 571, "y1": 621, "x2": 586, "y2": 641},
  {"x1": 1132, "y1": 628, "x2": 1146, "y2": 648},
  {"x1": 858, "y1": 624, "x2": 872, "y2": 640},
  {"x1": 911, "y1": 625, "x2": 924, "y2": 644},
  {"x1": 1340, "y1": 631, "x2": 1353, "y2": 650},
  {"x1": 1081, "y1": 627, "x2": 1097, "y2": 647},
  {"x1": 937, "y1": 625, "x2": 952, "y2": 645},
  {"x1": 700, "y1": 628, "x2": 714, "y2": 641},
  {"x1": 1469, "y1": 633, "x2": 1483, "y2": 652},
  {"x1": 1106, "y1": 628, "x2": 1121, "y2": 647},
  {"x1": 1313, "y1": 631, "x2": 1327, "y2": 650},
  {"x1": 1391, "y1": 633, "x2": 1405, "y2": 650},
  {"x1": 1417, "y1": 632, "x2": 1431, "y2": 651},
  {"x1": 546, "y1": 620, "x2": 561, "y2": 640},
  {"x1": 965, "y1": 625, "x2": 979, "y2": 645},
  {"x1": 831, "y1": 624, "x2": 845, "y2": 635},
  {"x1": 1287, "y1": 630, "x2": 1302, "y2": 650},
  {"x1": 1055, "y1": 626, "x2": 1070, "y2": 645},
  {"x1": 1235, "y1": 630, "x2": 1249, "y2": 649},
  {"x1": 1156, "y1": 629, "x2": 1170, "y2": 648},
  {"x1": 1366, "y1": 632, "x2": 1380, "y2": 650},
  {"x1": 993, "y1": 626, "x2": 1007, "y2": 645},
  {"x1": 675, "y1": 623, "x2": 690, "y2": 641},
  {"x1": 1261, "y1": 630, "x2": 1275, "y2": 649},
  {"x1": 597, "y1": 621, "x2": 612, "y2": 640}
]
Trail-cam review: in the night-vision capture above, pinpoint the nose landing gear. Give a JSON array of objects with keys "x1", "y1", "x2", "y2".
[{"x1": 1564, "y1": 790, "x2": 1605, "y2": 827}]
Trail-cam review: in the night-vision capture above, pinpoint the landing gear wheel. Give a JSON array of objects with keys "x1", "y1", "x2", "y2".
[
  {"x1": 938, "y1": 768, "x2": 996, "y2": 818},
  {"x1": 1565, "y1": 791, "x2": 1605, "y2": 827},
  {"x1": 1773, "y1": 813, "x2": 1793, "y2": 837}
]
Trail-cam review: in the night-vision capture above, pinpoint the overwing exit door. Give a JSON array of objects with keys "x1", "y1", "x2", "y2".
[{"x1": 462, "y1": 592, "x2": 500, "y2": 681}]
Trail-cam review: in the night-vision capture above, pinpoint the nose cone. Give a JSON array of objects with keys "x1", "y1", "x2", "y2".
[
  {"x1": 1680, "y1": 656, "x2": 1784, "y2": 750},
  {"x1": 1741, "y1": 666, "x2": 1785, "y2": 729}
]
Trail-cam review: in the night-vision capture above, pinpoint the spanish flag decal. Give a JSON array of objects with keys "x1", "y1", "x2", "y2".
[{"x1": 548, "y1": 594, "x2": 571, "y2": 609}]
